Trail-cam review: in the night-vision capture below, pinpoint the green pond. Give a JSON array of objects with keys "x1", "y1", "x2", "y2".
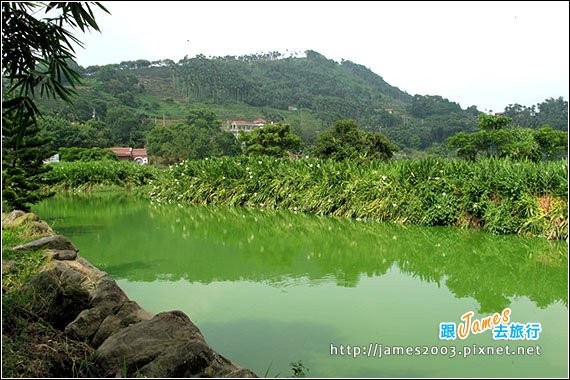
[{"x1": 33, "y1": 193, "x2": 568, "y2": 378}]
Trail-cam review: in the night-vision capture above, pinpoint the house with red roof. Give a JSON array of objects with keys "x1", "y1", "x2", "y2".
[{"x1": 110, "y1": 147, "x2": 148, "y2": 164}]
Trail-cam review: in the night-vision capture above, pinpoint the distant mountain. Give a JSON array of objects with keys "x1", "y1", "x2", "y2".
[{"x1": 35, "y1": 50, "x2": 566, "y2": 151}]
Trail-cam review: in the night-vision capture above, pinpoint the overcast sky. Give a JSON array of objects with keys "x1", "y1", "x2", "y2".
[{"x1": 73, "y1": 1, "x2": 569, "y2": 113}]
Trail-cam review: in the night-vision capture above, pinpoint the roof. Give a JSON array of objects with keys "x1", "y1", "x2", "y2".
[
  {"x1": 132, "y1": 149, "x2": 148, "y2": 157},
  {"x1": 110, "y1": 147, "x2": 132, "y2": 156},
  {"x1": 253, "y1": 118, "x2": 266, "y2": 123}
]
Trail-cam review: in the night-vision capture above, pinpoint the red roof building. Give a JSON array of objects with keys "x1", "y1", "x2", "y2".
[{"x1": 110, "y1": 147, "x2": 148, "y2": 164}]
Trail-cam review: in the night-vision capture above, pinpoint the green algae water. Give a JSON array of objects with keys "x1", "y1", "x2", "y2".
[{"x1": 34, "y1": 193, "x2": 568, "y2": 378}]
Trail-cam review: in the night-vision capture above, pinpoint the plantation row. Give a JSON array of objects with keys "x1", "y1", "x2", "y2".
[{"x1": 43, "y1": 158, "x2": 568, "y2": 239}]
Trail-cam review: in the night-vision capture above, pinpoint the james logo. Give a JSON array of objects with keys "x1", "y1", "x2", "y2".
[{"x1": 439, "y1": 308, "x2": 541, "y2": 341}]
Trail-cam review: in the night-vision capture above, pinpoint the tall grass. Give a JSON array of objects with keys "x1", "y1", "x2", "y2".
[
  {"x1": 148, "y1": 156, "x2": 568, "y2": 240},
  {"x1": 43, "y1": 161, "x2": 159, "y2": 191}
]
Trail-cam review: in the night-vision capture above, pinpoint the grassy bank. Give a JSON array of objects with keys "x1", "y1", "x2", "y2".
[
  {"x1": 148, "y1": 156, "x2": 568, "y2": 240},
  {"x1": 1, "y1": 213, "x2": 98, "y2": 377}
]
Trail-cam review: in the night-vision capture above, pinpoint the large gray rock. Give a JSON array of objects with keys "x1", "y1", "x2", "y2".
[
  {"x1": 2, "y1": 211, "x2": 54, "y2": 235},
  {"x1": 24, "y1": 262, "x2": 91, "y2": 329},
  {"x1": 12, "y1": 235, "x2": 77, "y2": 252},
  {"x1": 91, "y1": 300, "x2": 152, "y2": 348},
  {"x1": 2, "y1": 210, "x2": 26, "y2": 225},
  {"x1": 43, "y1": 249, "x2": 77, "y2": 261},
  {"x1": 64, "y1": 273, "x2": 132, "y2": 343},
  {"x1": 95, "y1": 311, "x2": 257, "y2": 378},
  {"x1": 90, "y1": 275, "x2": 129, "y2": 310},
  {"x1": 64, "y1": 307, "x2": 108, "y2": 342}
]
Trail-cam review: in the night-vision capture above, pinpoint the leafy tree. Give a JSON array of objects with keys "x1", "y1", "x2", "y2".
[
  {"x1": 105, "y1": 106, "x2": 149, "y2": 147},
  {"x1": 239, "y1": 123, "x2": 301, "y2": 157},
  {"x1": 503, "y1": 103, "x2": 536, "y2": 129},
  {"x1": 215, "y1": 131, "x2": 243, "y2": 157},
  {"x1": 447, "y1": 115, "x2": 567, "y2": 161},
  {"x1": 534, "y1": 125, "x2": 568, "y2": 160},
  {"x1": 39, "y1": 117, "x2": 115, "y2": 150},
  {"x1": 312, "y1": 120, "x2": 396, "y2": 161},
  {"x1": 83, "y1": 119, "x2": 115, "y2": 147},
  {"x1": 2, "y1": 2, "x2": 109, "y2": 210},
  {"x1": 497, "y1": 129, "x2": 541, "y2": 161},
  {"x1": 38, "y1": 116, "x2": 77, "y2": 149},
  {"x1": 59, "y1": 147, "x2": 117, "y2": 162},
  {"x1": 536, "y1": 97, "x2": 568, "y2": 131},
  {"x1": 477, "y1": 113, "x2": 512, "y2": 131},
  {"x1": 408, "y1": 95, "x2": 463, "y2": 118},
  {"x1": 500, "y1": 98, "x2": 568, "y2": 132},
  {"x1": 186, "y1": 109, "x2": 220, "y2": 129},
  {"x1": 2, "y1": 113, "x2": 55, "y2": 211},
  {"x1": 146, "y1": 109, "x2": 241, "y2": 162}
]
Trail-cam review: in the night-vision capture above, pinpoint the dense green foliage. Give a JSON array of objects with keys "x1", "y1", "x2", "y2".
[
  {"x1": 312, "y1": 119, "x2": 397, "y2": 161},
  {"x1": 170, "y1": 50, "x2": 410, "y2": 118},
  {"x1": 58, "y1": 147, "x2": 117, "y2": 162},
  {"x1": 240, "y1": 123, "x2": 301, "y2": 157},
  {"x1": 148, "y1": 156, "x2": 568, "y2": 240},
  {"x1": 2, "y1": 113, "x2": 55, "y2": 211},
  {"x1": 477, "y1": 113, "x2": 513, "y2": 131},
  {"x1": 43, "y1": 161, "x2": 158, "y2": 190},
  {"x1": 447, "y1": 114, "x2": 568, "y2": 161},
  {"x1": 146, "y1": 109, "x2": 241, "y2": 163},
  {"x1": 503, "y1": 97, "x2": 568, "y2": 131}
]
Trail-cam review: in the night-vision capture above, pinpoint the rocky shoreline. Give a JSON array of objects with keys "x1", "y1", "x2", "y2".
[{"x1": 2, "y1": 210, "x2": 257, "y2": 378}]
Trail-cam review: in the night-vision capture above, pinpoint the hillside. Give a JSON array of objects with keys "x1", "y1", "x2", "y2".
[{"x1": 34, "y1": 50, "x2": 566, "y2": 151}]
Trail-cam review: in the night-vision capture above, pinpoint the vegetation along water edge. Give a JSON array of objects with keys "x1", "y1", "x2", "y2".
[
  {"x1": 40, "y1": 156, "x2": 568, "y2": 241},
  {"x1": 147, "y1": 156, "x2": 568, "y2": 240}
]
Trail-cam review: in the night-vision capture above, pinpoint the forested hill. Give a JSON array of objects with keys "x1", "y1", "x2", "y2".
[{"x1": 36, "y1": 50, "x2": 568, "y2": 151}]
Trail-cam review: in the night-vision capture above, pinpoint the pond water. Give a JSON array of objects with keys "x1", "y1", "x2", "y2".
[{"x1": 33, "y1": 193, "x2": 568, "y2": 378}]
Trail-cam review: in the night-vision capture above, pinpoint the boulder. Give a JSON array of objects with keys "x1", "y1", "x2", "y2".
[
  {"x1": 25, "y1": 263, "x2": 91, "y2": 329},
  {"x1": 2, "y1": 211, "x2": 36, "y2": 228},
  {"x1": 65, "y1": 273, "x2": 132, "y2": 343},
  {"x1": 11, "y1": 235, "x2": 77, "y2": 253},
  {"x1": 95, "y1": 311, "x2": 257, "y2": 378},
  {"x1": 65, "y1": 307, "x2": 107, "y2": 342},
  {"x1": 90, "y1": 300, "x2": 152, "y2": 348},
  {"x1": 90, "y1": 275, "x2": 129, "y2": 310},
  {"x1": 43, "y1": 249, "x2": 77, "y2": 261}
]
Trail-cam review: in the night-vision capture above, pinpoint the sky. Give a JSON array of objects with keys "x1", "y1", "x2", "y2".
[{"x1": 72, "y1": 1, "x2": 569, "y2": 113}]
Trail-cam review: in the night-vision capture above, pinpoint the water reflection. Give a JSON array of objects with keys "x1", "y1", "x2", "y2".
[{"x1": 35, "y1": 193, "x2": 567, "y2": 314}]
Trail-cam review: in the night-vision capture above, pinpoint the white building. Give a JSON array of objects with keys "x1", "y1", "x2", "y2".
[{"x1": 224, "y1": 118, "x2": 266, "y2": 138}]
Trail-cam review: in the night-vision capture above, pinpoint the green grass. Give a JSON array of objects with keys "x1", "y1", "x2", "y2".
[{"x1": 148, "y1": 156, "x2": 568, "y2": 240}]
